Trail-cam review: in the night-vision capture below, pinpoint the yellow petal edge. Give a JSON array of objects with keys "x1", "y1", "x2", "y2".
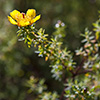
[
  {"x1": 8, "y1": 16, "x2": 17, "y2": 25},
  {"x1": 31, "y1": 15, "x2": 41, "y2": 23}
]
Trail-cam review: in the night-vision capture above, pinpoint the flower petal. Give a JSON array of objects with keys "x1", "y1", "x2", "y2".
[
  {"x1": 18, "y1": 20, "x2": 30, "y2": 27},
  {"x1": 8, "y1": 16, "x2": 17, "y2": 25},
  {"x1": 26, "y1": 9, "x2": 36, "y2": 19},
  {"x1": 31, "y1": 15, "x2": 41, "y2": 24},
  {"x1": 10, "y1": 10, "x2": 23, "y2": 21}
]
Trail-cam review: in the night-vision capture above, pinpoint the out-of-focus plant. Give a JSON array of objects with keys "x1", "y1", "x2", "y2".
[
  {"x1": 25, "y1": 76, "x2": 59, "y2": 100},
  {"x1": 7, "y1": 9, "x2": 100, "y2": 100}
]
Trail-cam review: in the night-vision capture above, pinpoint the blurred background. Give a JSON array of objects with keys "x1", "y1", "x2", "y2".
[{"x1": 0, "y1": 0, "x2": 100, "y2": 100}]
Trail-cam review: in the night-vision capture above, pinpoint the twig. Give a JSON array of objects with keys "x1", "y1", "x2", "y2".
[
  {"x1": 59, "y1": 88, "x2": 65, "y2": 100},
  {"x1": 59, "y1": 74, "x2": 68, "y2": 100},
  {"x1": 76, "y1": 69, "x2": 93, "y2": 75},
  {"x1": 75, "y1": 58, "x2": 86, "y2": 74}
]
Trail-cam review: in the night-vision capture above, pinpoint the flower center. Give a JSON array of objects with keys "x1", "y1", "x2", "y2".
[{"x1": 21, "y1": 13, "x2": 25, "y2": 18}]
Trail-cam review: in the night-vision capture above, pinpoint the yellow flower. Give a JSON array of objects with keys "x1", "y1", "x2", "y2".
[{"x1": 8, "y1": 9, "x2": 41, "y2": 27}]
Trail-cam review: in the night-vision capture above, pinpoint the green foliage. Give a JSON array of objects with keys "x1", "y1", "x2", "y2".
[
  {"x1": 17, "y1": 21, "x2": 76, "y2": 81},
  {"x1": 38, "y1": 92, "x2": 59, "y2": 100},
  {"x1": 65, "y1": 80, "x2": 95, "y2": 100},
  {"x1": 26, "y1": 76, "x2": 47, "y2": 94},
  {"x1": 1, "y1": 0, "x2": 100, "y2": 100},
  {"x1": 12, "y1": 11, "x2": 100, "y2": 99},
  {"x1": 26, "y1": 76, "x2": 59, "y2": 100}
]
